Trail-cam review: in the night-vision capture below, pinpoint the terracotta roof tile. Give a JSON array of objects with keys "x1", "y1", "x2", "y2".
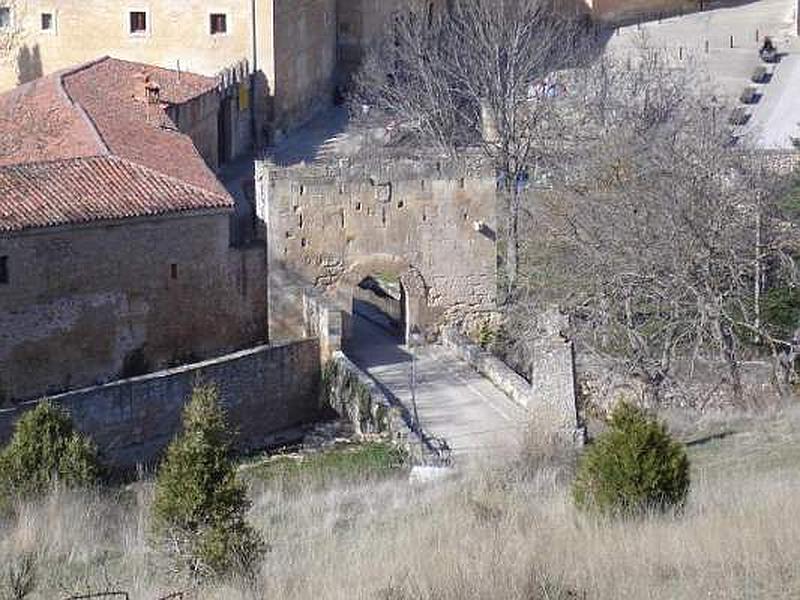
[
  {"x1": 62, "y1": 57, "x2": 227, "y2": 195},
  {"x1": 0, "y1": 57, "x2": 232, "y2": 231},
  {"x1": 0, "y1": 156, "x2": 232, "y2": 232},
  {"x1": 0, "y1": 69, "x2": 106, "y2": 165}
]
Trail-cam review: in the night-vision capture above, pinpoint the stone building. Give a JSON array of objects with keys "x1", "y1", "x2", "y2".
[
  {"x1": 0, "y1": 0, "x2": 338, "y2": 136},
  {"x1": 0, "y1": 58, "x2": 266, "y2": 404}
]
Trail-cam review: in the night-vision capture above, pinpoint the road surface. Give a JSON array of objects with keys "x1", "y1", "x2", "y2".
[{"x1": 346, "y1": 316, "x2": 528, "y2": 461}]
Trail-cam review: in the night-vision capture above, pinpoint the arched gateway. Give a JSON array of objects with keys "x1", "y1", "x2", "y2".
[
  {"x1": 331, "y1": 256, "x2": 428, "y2": 345},
  {"x1": 256, "y1": 159, "x2": 499, "y2": 347}
]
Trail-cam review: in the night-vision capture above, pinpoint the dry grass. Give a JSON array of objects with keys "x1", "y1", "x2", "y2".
[{"x1": 3, "y1": 406, "x2": 800, "y2": 600}]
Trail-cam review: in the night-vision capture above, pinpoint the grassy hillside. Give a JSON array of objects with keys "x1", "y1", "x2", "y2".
[{"x1": 1, "y1": 408, "x2": 799, "y2": 599}]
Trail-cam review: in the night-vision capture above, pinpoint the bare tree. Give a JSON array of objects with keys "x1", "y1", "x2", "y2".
[
  {"x1": 352, "y1": 0, "x2": 597, "y2": 297},
  {"x1": 516, "y1": 46, "x2": 799, "y2": 406}
]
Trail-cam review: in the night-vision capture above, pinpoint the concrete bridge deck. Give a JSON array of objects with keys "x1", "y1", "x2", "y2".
[{"x1": 346, "y1": 316, "x2": 528, "y2": 461}]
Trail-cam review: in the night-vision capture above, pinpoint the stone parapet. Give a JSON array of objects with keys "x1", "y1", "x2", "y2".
[
  {"x1": 322, "y1": 351, "x2": 440, "y2": 465},
  {"x1": 441, "y1": 327, "x2": 584, "y2": 444}
]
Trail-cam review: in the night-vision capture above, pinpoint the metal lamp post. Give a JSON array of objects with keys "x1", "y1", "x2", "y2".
[{"x1": 408, "y1": 329, "x2": 424, "y2": 452}]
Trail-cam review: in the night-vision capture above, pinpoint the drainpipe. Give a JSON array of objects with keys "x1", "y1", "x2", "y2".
[{"x1": 250, "y1": 0, "x2": 258, "y2": 150}]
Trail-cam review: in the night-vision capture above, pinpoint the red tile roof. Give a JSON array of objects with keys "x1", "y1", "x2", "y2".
[
  {"x1": 0, "y1": 57, "x2": 232, "y2": 231},
  {"x1": 0, "y1": 156, "x2": 231, "y2": 232}
]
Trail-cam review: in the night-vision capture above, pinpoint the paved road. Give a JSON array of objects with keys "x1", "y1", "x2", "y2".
[
  {"x1": 606, "y1": 0, "x2": 800, "y2": 149},
  {"x1": 606, "y1": 0, "x2": 799, "y2": 99},
  {"x1": 744, "y1": 53, "x2": 800, "y2": 149},
  {"x1": 346, "y1": 316, "x2": 528, "y2": 461}
]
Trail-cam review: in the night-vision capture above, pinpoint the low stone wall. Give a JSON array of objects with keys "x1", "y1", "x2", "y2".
[
  {"x1": 303, "y1": 289, "x2": 343, "y2": 361},
  {"x1": 0, "y1": 340, "x2": 322, "y2": 469},
  {"x1": 441, "y1": 328, "x2": 583, "y2": 444},
  {"x1": 321, "y1": 351, "x2": 426, "y2": 463}
]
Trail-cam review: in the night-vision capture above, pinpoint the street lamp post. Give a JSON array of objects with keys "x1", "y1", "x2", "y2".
[{"x1": 409, "y1": 329, "x2": 424, "y2": 455}]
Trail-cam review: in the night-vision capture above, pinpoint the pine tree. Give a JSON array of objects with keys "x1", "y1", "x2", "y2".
[
  {"x1": 151, "y1": 384, "x2": 264, "y2": 578},
  {"x1": 573, "y1": 402, "x2": 690, "y2": 516},
  {"x1": 0, "y1": 402, "x2": 100, "y2": 502}
]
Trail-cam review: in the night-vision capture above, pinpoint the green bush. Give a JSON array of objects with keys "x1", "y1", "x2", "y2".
[
  {"x1": 762, "y1": 286, "x2": 800, "y2": 341},
  {"x1": 0, "y1": 402, "x2": 100, "y2": 501},
  {"x1": 151, "y1": 384, "x2": 264, "y2": 579},
  {"x1": 572, "y1": 402, "x2": 690, "y2": 516}
]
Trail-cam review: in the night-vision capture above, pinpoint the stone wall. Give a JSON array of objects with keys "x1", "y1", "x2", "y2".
[
  {"x1": 335, "y1": 0, "x2": 402, "y2": 84},
  {"x1": 167, "y1": 88, "x2": 227, "y2": 170},
  {"x1": 0, "y1": 340, "x2": 321, "y2": 468},
  {"x1": 321, "y1": 351, "x2": 426, "y2": 463},
  {"x1": 442, "y1": 327, "x2": 583, "y2": 444},
  {"x1": 272, "y1": 0, "x2": 337, "y2": 133},
  {"x1": 585, "y1": 0, "x2": 696, "y2": 22},
  {"x1": 0, "y1": 212, "x2": 267, "y2": 403},
  {"x1": 303, "y1": 289, "x2": 343, "y2": 361},
  {"x1": 257, "y1": 159, "x2": 498, "y2": 343}
]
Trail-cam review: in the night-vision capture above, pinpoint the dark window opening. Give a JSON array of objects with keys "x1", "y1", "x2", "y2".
[
  {"x1": 170, "y1": 263, "x2": 178, "y2": 279},
  {"x1": 210, "y1": 13, "x2": 227, "y2": 34},
  {"x1": 129, "y1": 11, "x2": 147, "y2": 33},
  {"x1": 41, "y1": 12, "x2": 53, "y2": 31},
  {"x1": 0, "y1": 256, "x2": 8, "y2": 284}
]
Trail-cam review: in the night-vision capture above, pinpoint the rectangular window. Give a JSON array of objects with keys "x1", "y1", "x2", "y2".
[
  {"x1": 41, "y1": 12, "x2": 53, "y2": 31},
  {"x1": 170, "y1": 263, "x2": 178, "y2": 279},
  {"x1": 129, "y1": 11, "x2": 147, "y2": 34},
  {"x1": 0, "y1": 256, "x2": 8, "y2": 284},
  {"x1": 210, "y1": 13, "x2": 226, "y2": 35},
  {"x1": 0, "y1": 7, "x2": 11, "y2": 29}
]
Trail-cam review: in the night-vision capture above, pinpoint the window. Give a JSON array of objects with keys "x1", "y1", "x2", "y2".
[
  {"x1": 0, "y1": 7, "x2": 11, "y2": 29},
  {"x1": 129, "y1": 11, "x2": 147, "y2": 34},
  {"x1": 210, "y1": 13, "x2": 226, "y2": 35},
  {"x1": 0, "y1": 256, "x2": 8, "y2": 285},
  {"x1": 170, "y1": 263, "x2": 178, "y2": 279},
  {"x1": 41, "y1": 12, "x2": 54, "y2": 31}
]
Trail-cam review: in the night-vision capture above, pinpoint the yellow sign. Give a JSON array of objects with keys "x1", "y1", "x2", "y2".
[{"x1": 238, "y1": 83, "x2": 249, "y2": 111}]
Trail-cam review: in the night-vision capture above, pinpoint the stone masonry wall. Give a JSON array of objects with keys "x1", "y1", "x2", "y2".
[
  {"x1": 0, "y1": 340, "x2": 321, "y2": 468},
  {"x1": 0, "y1": 212, "x2": 267, "y2": 403},
  {"x1": 258, "y1": 159, "x2": 498, "y2": 342}
]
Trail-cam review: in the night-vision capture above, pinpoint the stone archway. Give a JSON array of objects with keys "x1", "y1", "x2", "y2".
[{"x1": 326, "y1": 255, "x2": 429, "y2": 346}]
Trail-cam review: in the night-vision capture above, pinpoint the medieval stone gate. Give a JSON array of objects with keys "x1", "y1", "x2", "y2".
[{"x1": 256, "y1": 159, "x2": 499, "y2": 345}]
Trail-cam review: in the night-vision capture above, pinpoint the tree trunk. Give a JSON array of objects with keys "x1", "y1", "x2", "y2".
[
  {"x1": 506, "y1": 186, "x2": 520, "y2": 301},
  {"x1": 715, "y1": 318, "x2": 744, "y2": 405}
]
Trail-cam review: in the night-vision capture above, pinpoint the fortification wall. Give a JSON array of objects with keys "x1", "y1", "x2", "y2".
[
  {"x1": 586, "y1": 0, "x2": 696, "y2": 22},
  {"x1": 272, "y1": 0, "x2": 337, "y2": 132},
  {"x1": 258, "y1": 159, "x2": 498, "y2": 342},
  {"x1": 0, "y1": 340, "x2": 321, "y2": 468}
]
